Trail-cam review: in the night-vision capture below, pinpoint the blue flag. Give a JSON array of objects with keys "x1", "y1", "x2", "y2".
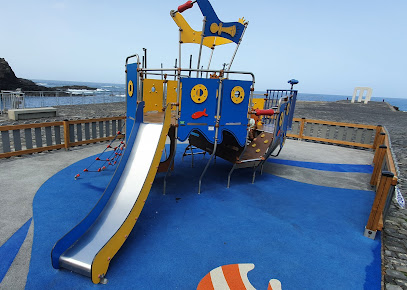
[{"x1": 196, "y1": 0, "x2": 245, "y2": 44}]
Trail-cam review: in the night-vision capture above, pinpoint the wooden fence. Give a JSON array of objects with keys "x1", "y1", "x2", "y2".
[
  {"x1": 0, "y1": 116, "x2": 126, "y2": 158},
  {"x1": 287, "y1": 118, "x2": 382, "y2": 149},
  {"x1": 0, "y1": 116, "x2": 399, "y2": 239},
  {"x1": 286, "y1": 118, "x2": 398, "y2": 239},
  {"x1": 364, "y1": 126, "x2": 398, "y2": 239}
]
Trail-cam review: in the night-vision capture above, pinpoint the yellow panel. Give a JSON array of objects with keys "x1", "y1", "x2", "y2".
[
  {"x1": 171, "y1": 13, "x2": 232, "y2": 48},
  {"x1": 166, "y1": 80, "x2": 178, "y2": 105},
  {"x1": 251, "y1": 98, "x2": 265, "y2": 110},
  {"x1": 91, "y1": 106, "x2": 172, "y2": 284},
  {"x1": 143, "y1": 79, "x2": 164, "y2": 113}
]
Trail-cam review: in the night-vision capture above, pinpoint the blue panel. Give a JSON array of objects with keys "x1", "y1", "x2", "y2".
[
  {"x1": 274, "y1": 102, "x2": 287, "y2": 147},
  {"x1": 219, "y1": 80, "x2": 252, "y2": 146},
  {"x1": 287, "y1": 91, "x2": 297, "y2": 130},
  {"x1": 178, "y1": 78, "x2": 219, "y2": 143},
  {"x1": 51, "y1": 102, "x2": 144, "y2": 269},
  {"x1": 126, "y1": 63, "x2": 138, "y2": 143},
  {"x1": 196, "y1": 0, "x2": 245, "y2": 44}
]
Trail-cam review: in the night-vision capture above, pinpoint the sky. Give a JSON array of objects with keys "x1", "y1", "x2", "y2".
[{"x1": 1, "y1": 0, "x2": 406, "y2": 99}]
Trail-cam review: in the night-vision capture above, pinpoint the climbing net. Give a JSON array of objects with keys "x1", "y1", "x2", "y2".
[{"x1": 74, "y1": 129, "x2": 126, "y2": 180}]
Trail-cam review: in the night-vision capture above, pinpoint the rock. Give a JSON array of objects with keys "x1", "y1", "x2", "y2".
[
  {"x1": 386, "y1": 284, "x2": 403, "y2": 290},
  {"x1": 0, "y1": 58, "x2": 96, "y2": 92},
  {"x1": 395, "y1": 266, "x2": 407, "y2": 273},
  {"x1": 0, "y1": 58, "x2": 49, "y2": 91},
  {"x1": 53, "y1": 85, "x2": 97, "y2": 91},
  {"x1": 386, "y1": 269, "x2": 407, "y2": 281},
  {"x1": 395, "y1": 279, "x2": 407, "y2": 288}
]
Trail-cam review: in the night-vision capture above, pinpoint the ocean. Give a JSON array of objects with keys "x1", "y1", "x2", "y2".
[{"x1": 4, "y1": 79, "x2": 407, "y2": 112}]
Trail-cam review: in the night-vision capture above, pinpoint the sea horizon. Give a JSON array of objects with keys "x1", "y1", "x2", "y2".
[{"x1": 30, "y1": 79, "x2": 407, "y2": 112}]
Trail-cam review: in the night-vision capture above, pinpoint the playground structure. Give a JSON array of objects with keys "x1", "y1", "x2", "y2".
[{"x1": 51, "y1": 0, "x2": 298, "y2": 284}]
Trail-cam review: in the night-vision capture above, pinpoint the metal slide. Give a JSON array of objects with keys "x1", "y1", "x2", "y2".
[{"x1": 51, "y1": 102, "x2": 172, "y2": 283}]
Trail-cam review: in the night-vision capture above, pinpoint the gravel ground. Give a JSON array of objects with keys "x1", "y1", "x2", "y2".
[{"x1": 1, "y1": 100, "x2": 406, "y2": 289}]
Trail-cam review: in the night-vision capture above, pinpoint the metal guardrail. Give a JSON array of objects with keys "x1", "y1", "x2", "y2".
[
  {"x1": 0, "y1": 91, "x2": 25, "y2": 114},
  {"x1": 0, "y1": 116, "x2": 126, "y2": 158},
  {"x1": 1, "y1": 91, "x2": 126, "y2": 113}
]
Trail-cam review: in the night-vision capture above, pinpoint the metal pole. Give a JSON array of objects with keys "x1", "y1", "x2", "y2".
[
  {"x1": 179, "y1": 28, "x2": 182, "y2": 70},
  {"x1": 174, "y1": 59, "x2": 178, "y2": 80},
  {"x1": 227, "y1": 22, "x2": 248, "y2": 77},
  {"x1": 143, "y1": 48, "x2": 147, "y2": 68},
  {"x1": 189, "y1": 54, "x2": 192, "y2": 77},
  {"x1": 198, "y1": 78, "x2": 223, "y2": 194},
  {"x1": 206, "y1": 44, "x2": 215, "y2": 78},
  {"x1": 163, "y1": 67, "x2": 182, "y2": 194},
  {"x1": 196, "y1": 16, "x2": 206, "y2": 77},
  {"x1": 143, "y1": 48, "x2": 147, "y2": 78}
]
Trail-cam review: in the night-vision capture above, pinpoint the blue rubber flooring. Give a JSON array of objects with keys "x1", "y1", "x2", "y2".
[
  {"x1": 25, "y1": 144, "x2": 380, "y2": 289},
  {"x1": 0, "y1": 218, "x2": 31, "y2": 283}
]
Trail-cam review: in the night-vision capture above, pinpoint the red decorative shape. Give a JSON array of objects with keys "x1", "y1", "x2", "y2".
[
  {"x1": 83, "y1": 169, "x2": 89, "y2": 172},
  {"x1": 117, "y1": 131, "x2": 121, "y2": 135},
  {"x1": 102, "y1": 166, "x2": 106, "y2": 170},
  {"x1": 96, "y1": 157, "x2": 100, "y2": 161},
  {"x1": 97, "y1": 168, "x2": 101, "y2": 172},
  {"x1": 191, "y1": 108, "x2": 208, "y2": 119},
  {"x1": 178, "y1": 0, "x2": 193, "y2": 13}
]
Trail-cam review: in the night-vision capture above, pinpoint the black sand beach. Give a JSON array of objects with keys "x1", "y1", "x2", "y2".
[{"x1": 1, "y1": 100, "x2": 406, "y2": 288}]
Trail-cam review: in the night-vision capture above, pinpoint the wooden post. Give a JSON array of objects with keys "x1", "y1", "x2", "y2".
[
  {"x1": 63, "y1": 120, "x2": 70, "y2": 150},
  {"x1": 365, "y1": 171, "x2": 395, "y2": 238},
  {"x1": 370, "y1": 145, "x2": 387, "y2": 186},
  {"x1": 299, "y1": 118, "x2": 306, "y2": 140},
  {"x1": 373, "y1": 132, "x2": 386, "y2": 165},
  {"x1": 372, "y1": 125, "x2": 383, "y2": 149}
]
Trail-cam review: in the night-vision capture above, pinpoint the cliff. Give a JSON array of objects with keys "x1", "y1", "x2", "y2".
[{"x1": 0, "y1": 58, "x2": 50, "y2": 91}]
